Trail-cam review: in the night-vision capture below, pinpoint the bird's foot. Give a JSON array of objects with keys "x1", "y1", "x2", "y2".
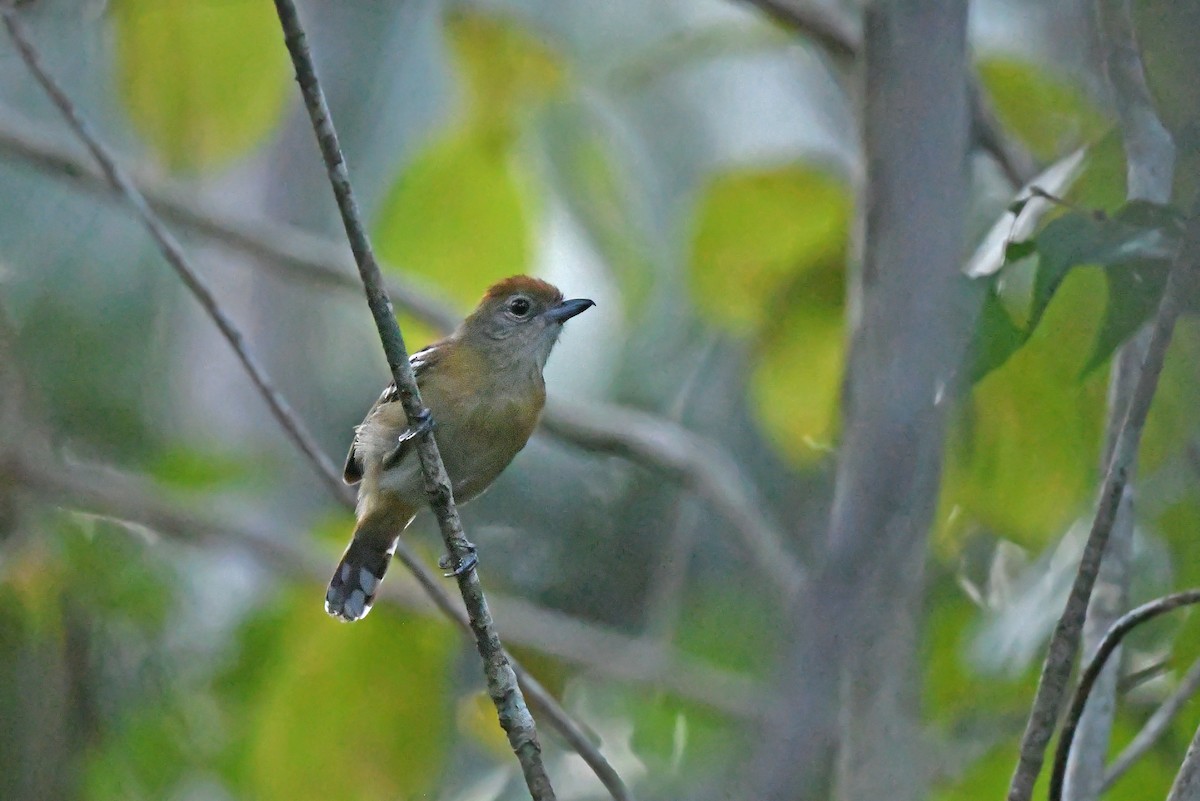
[{"x1": 439, "y1": 542, "x2": 478, "y2": 577}]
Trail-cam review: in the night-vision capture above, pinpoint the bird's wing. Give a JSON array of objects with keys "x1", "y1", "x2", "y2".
[{"x1": 341, "y1": 343, "x2": 443, "y2": 485}]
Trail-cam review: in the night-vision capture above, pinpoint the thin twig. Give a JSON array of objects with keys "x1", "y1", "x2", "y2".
[
  {"x1": 0, "y1": 111, "x2": 803, "y2": 601},
  {"x1": 1004, "y1": 217, "x2": 1200, "y2": 801},
  {"x1": 1061, "y1": 2, "x2": 1177, "y2": 798},
  {"x1": 0, "y1": 10, "x2": 629, "y2": 799},
  {"x1": 1102, "y1": 656, "x2": 1200, "y2": 791},
  {"x1": 271, "y1": 2, "x2": 558, "y2": 798},
  {"x1": 0, "y1": 5, "x2": 348, "y2": 506},
  {"x1": 735, "y1": 0, "x2": 1037, "y2": 186},
  {"x1": 1049, "y1": 590, "x2": 1200, "y2": 801}
]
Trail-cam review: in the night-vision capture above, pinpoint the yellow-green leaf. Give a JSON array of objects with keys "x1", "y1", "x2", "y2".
[
  {"x1": 239, "y1": 592, "x2": 455, "y2": 801},
  {"x1": 978, "y1": 57, "x2": 1106, "y2": 163},
  {"x1": 374, "y1": 129, "x2": 535, "y2": 310},
  {"x1": 112, "y1": 0, "x2": 291, "y2": 171},
  {"x1": 445, "y1": 11, "x2": 566, "y2": 132},
  {"x1": 689, "y1": 165, "x2": 849, "y2": 335},
  {"x1": 939, "y1": 269, "x2": 1108, "y2": 549},
  {"x1": 750, "y1": 263, "x2": 845, "y2": 466}
]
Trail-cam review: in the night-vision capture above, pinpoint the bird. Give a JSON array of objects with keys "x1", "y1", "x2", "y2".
[{"x1": 325, "y1": 275, "x2": 594, "y2": 621}]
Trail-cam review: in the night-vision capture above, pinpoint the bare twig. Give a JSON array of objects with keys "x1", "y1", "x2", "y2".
[
  {"x1": 735, "y1": 0, "x2": 1037, "y2": 186},
  {"x1": 0, "y1": 10, "x2": 629, "y2": 799},
  {"x1": 0, "y1": 111, "x2": 803, "y2": 601},
  {"x1": 1005, "y1": 217, "x2": 1200, "y2": 801},
  {"x1": 1061, "y1": 3, "x2": 1177, "y2": 799},
  {"x1": 1049, "y1": 590, "x2": 1200, "y2": 801},
  {"x1": 271, "y1": 2, "x2": 558, "y2": 798},
  {"x1": 0, "y1": 5, "x2": 348, "y2": 506},
  {"x1": 1102, "y1": 656, "x2": 1200, "y2": 791}
]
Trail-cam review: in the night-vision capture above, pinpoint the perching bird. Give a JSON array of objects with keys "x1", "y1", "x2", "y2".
[{"x1": 326, "y1": 275, "x2": 594, "y2": 621}]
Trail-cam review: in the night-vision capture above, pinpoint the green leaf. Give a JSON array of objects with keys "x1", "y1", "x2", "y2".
[
  {"x1": 1081, "y1": 260, "x2": 1169, "y2": 376},
  {"x1": 1140, "y1": 317, "x2": 1200, "y2": 472},
  {"x1": 1031, "y1": 207, "x2": 1178, "y2": 328},
  {"x1": 445, "y1": 10, "x2": 566, "y2": 132},
  {"x1": 374, "y1": 129, "x2": 535, "y2": 309},
  {"x1": 977, "y1": 57, "x2": 1106, "y2": 162},
  {"x1": 1003, "y1": 239, "x2": 1036, "y2": 262},
  {"x1": 220, "y1": 591, "x2": 455, "y2": 801},
  {"x1": 941, "y1": 269, "x2": 1108, "y2": 548},
  {"x1": 967, "y1": 281, "x2": 1030, "y2": 383},
  {"x1": 749, "y1": 259, "x2": 846, "y2": 466},
  {"x1": 112, "y1": 0, "x2": 291, "y2": 171},
  {"x1": 689, "y1": 165, "x2": 850, "y2": 335},
  {"x1": 145, "y1": 445, "x2": 259, "y2": 493}
]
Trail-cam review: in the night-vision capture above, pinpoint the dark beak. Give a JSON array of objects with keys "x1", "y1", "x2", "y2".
[{"x1": 545, "y1": 298, "x2": 595, "y2": 323}]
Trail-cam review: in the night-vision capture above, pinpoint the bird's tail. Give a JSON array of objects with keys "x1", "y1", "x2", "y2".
[
  {"x1": 325, "y1": 536, "x2": 396, "y2": 622},
  {"x1": 324, "y1": 534, "x2": 393, "y2": 623},
  {"x1": 326, "y1": 499, "x2": 416, "y2": 622}
]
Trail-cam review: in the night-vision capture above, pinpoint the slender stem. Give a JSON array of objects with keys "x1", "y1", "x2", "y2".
[
  {"x1": 1049, "y1": 590, "x2": 1200, "y2": 801},
  {"x1": 270, "y1": 2, "x2": 558, "y2": 798},
  {"x1": 1102, "y1": 656, "x2": 1200, "y2": 791},
  {"x1": 1005, "y1": 218, "x2": 1200, "y2": 801},
  {"x1": 1061, "y1": 2, "x2": 1176, "y2": 798}
]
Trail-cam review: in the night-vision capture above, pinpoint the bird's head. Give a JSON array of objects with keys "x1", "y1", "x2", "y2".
[{"x1": 459, "y1": 275, "x2": 594, "y2": 371}]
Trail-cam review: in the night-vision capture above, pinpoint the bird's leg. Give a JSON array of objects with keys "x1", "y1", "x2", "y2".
[
  {"x1": 380, "y1": 408, "x2": 434, "y2": 470},
  {"x1": 439, "y1": 541, "x2": 478, "y2": 577}
]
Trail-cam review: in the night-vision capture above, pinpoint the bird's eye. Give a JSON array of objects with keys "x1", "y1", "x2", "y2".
[{"x1": 508, "y1": 296, "x2": 532, "y2": 317}]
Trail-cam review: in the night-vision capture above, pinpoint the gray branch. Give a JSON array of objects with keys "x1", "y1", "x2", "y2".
[
  {"x1": 1063, "y1": 2, "x2": 1176, "y2": 799},
  {"x1": 1102, "y1": 656, "x2": 1200, "y2": 791},
  {"x1": 747, "y1": 1, "x2": 974, "y2": 798},
  {"x1": 1048, "y1": 590, "x2": 1200, "y2": 801},
  {"x1": 1005, "y1": 216, "x2": 1200, "y2": 801},
  {"x1": 270, "y1": 2, "x2": 554, "y2": 797},
  {"x1": 0, "y1": 110, "x2": 803, "y2": 601}
]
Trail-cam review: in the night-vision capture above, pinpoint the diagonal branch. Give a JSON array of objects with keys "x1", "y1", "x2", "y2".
[
  {"x1": 1004, "y1": 216, "x2": 1200, "y2": 801},
  {"x1": 1101, "y1": 656, "x2": 1200, "y2": 791},
  {"x1": 0, "y1": 8, "x2": 628, "y2": 800},
  {"x1": 0, "y1": 111, "x2": 804, "y2": 601},
  {"x1": 270, "y1": 2, "x2": 557, "y2": 798},
  {"x1": 1060, "y1": 2, "x2": 1177, "y2": 799},
  {"x1": 1049, "y1": 590, "x2": 1200, "y2": 801}
]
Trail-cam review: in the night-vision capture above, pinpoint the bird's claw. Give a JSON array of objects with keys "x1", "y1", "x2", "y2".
[
  {"x1": 439, "y1": 543, "x2": 478, "y2": 577},
  {"x1": 381, "y1": 410, "x2": 435, "y2": 470},
  {"x1": 399, "y1": 408, "x2": 435, "y2": 444}
]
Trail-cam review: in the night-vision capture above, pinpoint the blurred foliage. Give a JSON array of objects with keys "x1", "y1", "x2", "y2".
[
  {"x1": 4, "y1": 4, "x2": 1200, "y2": 801},
  {"x1": 688, "y1": 165, "x2": 850, "y2": 465},
  {"x1": 978, "y1": 57, "x2": 1106, "y2": 163},
  {"x1": 218, "y1": 592, "x2": 456, "y2": 801},
  {"x1": 112, "y1": 0, "x2": 291, "y2": 171}
]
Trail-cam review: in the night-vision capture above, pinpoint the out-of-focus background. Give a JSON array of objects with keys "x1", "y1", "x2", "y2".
[{"x1": 2, "y1": 0, "x2": 1200, "y2": 800}]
